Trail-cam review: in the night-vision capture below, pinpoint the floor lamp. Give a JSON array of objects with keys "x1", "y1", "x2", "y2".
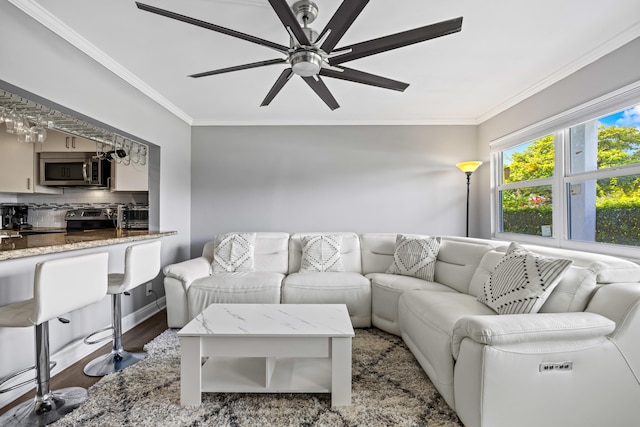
[{"x1": 456, "y1": 161, "x2": 483, "y2": 237}]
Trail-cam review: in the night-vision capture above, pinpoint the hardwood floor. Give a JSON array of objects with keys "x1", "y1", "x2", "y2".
[{"x1": 0, "y1": 309, "x2": 168, "y2": 416}]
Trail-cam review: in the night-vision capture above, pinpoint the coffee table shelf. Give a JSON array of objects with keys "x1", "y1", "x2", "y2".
[{"x1": 200, "y1": 357, "x2": 331, "y2": 393}]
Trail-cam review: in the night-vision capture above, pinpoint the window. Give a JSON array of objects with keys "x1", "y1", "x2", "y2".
[
  {"x1": 491, "y1": 88, "x2": 640, "y2": 257},
  {"x1": 498, "y1": 135, "x2": 554, "y2": 237},
  {"x1": 567, "y1": 107, "x2": 640, "y2": 247}
]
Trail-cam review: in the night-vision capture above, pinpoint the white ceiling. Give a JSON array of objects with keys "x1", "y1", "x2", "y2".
[{"x1": 11, "y1": 0, "x2": 640, "y2": 125}]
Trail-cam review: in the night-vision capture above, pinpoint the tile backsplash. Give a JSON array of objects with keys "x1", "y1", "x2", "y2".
[{"x1": 3, "y1": 188, "x2": 147, "y2": 228}]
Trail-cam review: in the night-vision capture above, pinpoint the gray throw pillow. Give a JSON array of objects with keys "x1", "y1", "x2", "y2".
[
  {"x1": 299, "y1": 234, "x2": 345, "y2": 272},
  {"x1": 386, "y1": 234, "x2": 441, "y2": 281},
  {"x1": 478, "y1": 242, "x2": 573, "y2": 315},
  {"x1": 212, "y1": 233, "x2": 256, "y2": 273}
]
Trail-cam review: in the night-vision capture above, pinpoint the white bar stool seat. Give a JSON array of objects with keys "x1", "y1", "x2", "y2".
[
  {"x1": 0, "y1": 252, "x2": 109, "y2": 426},
  {"x1": 83, "y1": 240, "x2": 161, "y2": 377}
]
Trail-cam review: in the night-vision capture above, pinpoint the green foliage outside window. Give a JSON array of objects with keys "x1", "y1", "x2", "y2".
[{"x1": 502, "y1": 125, "x2": 640, "y2": 244}]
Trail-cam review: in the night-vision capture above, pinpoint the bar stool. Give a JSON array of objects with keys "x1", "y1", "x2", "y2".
[
  {"x1": 83, "y1": 240, "x2": 161, "y2": 377},
  {"x1": 0, "y1": 252, "x2": 109, "y2": 426}
]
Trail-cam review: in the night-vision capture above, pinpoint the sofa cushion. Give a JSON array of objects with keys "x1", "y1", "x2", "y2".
[
  {"x1": 282, "y1": 272, "x2": 371, "y2": 327},
  {"x1": 368, "y1": 272, "x2": 457, "y2": 293},
  {"x1": 434, "y1": 238, "x2": 498, "y2": 294},
  {"x1": 360, "y1": 233, "x2": 397, "y2": 275},
  {"x1": 187, "y1": 272, "x2": 284, "y2": 319},
  {"x1": 478, "y1": 242, "x2": 573, "y2": 315},
  {"x1": 398, "y1": 290, "x2": 496, "y2": 408},
  {"x1": 386, "y1": 234, "x2": 440, "y2": 281},
  {"x1": 299, "y1": 234, "x2": 345, "y2": 272},
  {"x1": 369, "y1": 272, "x2": 456, "y2": 335},
  {"x1": 212, "y1": 232, "x2": 256, "y2": 273},
  {"x1": 538, "y1": 266, "x2": 597, "y2": 313}
]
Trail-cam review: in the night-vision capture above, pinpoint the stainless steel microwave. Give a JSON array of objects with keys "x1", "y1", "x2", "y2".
[{"x1": 39, "y1": 152, "x2": 110, "y2": 187}]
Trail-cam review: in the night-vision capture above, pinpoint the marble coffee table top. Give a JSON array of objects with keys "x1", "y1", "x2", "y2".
[{"x1": 178, "y1": 304, "x2": 354, "y2": 338}]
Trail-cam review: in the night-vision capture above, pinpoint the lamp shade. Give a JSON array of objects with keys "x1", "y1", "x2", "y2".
[{"x1": 456, "y1": 161, "x2": 483, "y2": 174}]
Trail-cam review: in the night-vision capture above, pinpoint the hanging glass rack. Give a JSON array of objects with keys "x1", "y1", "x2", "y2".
[{"x1": 0, "y1": 90, "x2": 147, "y2": 166}]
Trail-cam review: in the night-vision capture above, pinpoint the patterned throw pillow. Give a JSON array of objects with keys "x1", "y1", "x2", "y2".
[
  {"x1": 386, "y1": 234, "x2": 441, "y2": 281},
  {"x1": 212, "y1": 233, "x2": 256, "y2": 273},
  {"x1": 299, "y1": 234, "x2": 345, "y2": 272},
  {"x1": 478, "y1": 242, "x2": 573, "y2": 315}
]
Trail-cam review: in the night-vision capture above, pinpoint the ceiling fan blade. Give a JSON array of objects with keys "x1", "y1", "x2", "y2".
[
  {"x1": 319, "y1": 0, "x2": 369, "y2": 53},
  {"x1": 319, "y1": 66, "x2": 408, "y2": 92},
  {"x1": 302, "y1": 76, "x2": 340, "y2": 110},
  {"x1": 189, "y1": 59, "x2": 287, "y2": 78},
  {"x1": 267, "y1": 0, "x2": 310, "y2": 46},
  {"x1": 261, "y1": 68, "x2": 294, "y2": 106},
  {"x1": 135, "y1": 2, "x2": 288, "y2": 53},
  {"x1": 330, "y1": 17, "x2": 463, "y2": 65}
]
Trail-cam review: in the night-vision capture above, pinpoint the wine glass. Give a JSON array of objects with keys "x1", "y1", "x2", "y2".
[
  {"x1": 4, "y1": 108, "x2": 18, "y2": 133},
  {"x1": 139, "y1": 145, "x2": 147, "y2": 166},
  {"x1": 30, "y1": 116, "x2": 47, "y2": 143},
  {"x1": 17, "y1": 124, "x2": 34, "y2": 143},
  {"x1": 13, "y1": 112, "x2": 30, "y2": 136}
]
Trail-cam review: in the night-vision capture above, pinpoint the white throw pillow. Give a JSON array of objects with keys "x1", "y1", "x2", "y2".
[
  {"x1": 212, "y1": 233, "x2": 256, "y2": 273},
  {"x1": 478, "y1": 242, "x2": 573, "y2": 315},
  {"x1": 386, "y1": 234, "x2": 441, "y2": 281},
  {"x1": 299, "y1": 234, "x2": 345, "y2": 272}
]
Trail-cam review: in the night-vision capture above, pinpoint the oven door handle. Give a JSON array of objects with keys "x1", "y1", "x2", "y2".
[{"x1": 82, "y1": 161, "x2": 89, "y2": 182}]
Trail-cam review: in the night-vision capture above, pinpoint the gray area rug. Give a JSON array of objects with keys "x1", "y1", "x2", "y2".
[{"x1": 53, "y1": 328, "x2": 463, "y2": 426}]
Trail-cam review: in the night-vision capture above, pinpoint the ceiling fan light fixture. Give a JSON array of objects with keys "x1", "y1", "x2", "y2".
[{"x1": 290, "y1": 51, "x2": 322, "y2": 77}]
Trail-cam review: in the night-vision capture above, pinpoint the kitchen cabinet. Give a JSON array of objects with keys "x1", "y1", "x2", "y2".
[
  {"x1": 35, "y1": 129, "x2": 99, "y2": 153},
  {"x1": 111, "y1": 160, "x2": 148, "y2": 192},
  {"x1": 0, "y1": 126, "x2": 61, "y2": 194}
]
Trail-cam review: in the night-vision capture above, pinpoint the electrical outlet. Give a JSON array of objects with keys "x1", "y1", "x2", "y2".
[{"x1": 146, "y1": 282, "x2": 153, "y2": 295}]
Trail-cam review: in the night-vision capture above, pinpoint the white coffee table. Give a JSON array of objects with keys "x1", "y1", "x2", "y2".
[{"x1": 177, "y1": 303, "x2": 355, "y2": 407}]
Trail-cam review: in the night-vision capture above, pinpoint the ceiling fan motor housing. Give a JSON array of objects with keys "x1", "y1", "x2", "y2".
[{"x1": 290, "y1": 50, "x2": 322, "y2": 77}]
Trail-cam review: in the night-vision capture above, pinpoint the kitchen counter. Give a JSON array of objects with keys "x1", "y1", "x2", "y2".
[{"x1": 0, "y1": 229, "x2": 177, "y2": 261}]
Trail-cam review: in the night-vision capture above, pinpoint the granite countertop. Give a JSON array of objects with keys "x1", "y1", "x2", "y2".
[{"x1": 0, "y1": 228, "x2": 177, "y2": 261}]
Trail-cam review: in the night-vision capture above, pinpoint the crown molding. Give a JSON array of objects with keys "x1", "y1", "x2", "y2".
[
  {"x1": 9, "y1": 0, "x2": 194, "y2": 125},
  {"x1": 190, "y1": 118, "x2": 479, "y2": 126},
  {"x1": 476, "y1": 21, "x2": 640, "y2": 124}
]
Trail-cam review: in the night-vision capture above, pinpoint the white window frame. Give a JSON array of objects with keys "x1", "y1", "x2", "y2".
[{"x1": 490, "y1": 80, "x2": 640, "y2": 260}]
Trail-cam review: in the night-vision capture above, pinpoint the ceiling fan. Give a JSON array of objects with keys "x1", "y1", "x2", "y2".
[{"x1": 135, "y1": 1, "x2": 463, "y2": 110}]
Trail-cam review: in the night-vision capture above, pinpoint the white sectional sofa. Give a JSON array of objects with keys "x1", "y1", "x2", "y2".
[{"x1": 163, "y1": 231, "x2": 640, "y2": 427}]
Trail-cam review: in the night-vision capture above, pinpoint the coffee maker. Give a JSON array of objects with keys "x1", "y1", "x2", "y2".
[
  {"x1": 1, "y1": 206, "x2": 11, "y2": 230},
  {"x1": 2, "y1": 205, "x2": 33, "y2": 230}
]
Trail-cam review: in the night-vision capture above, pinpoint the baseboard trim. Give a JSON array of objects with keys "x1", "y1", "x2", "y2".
[{"x1": 0, "y1": 297, "x2": 166, "y2": 410}]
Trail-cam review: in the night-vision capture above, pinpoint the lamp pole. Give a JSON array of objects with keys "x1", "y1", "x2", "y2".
[
  {"x1": 456, "y1": 161, "x2": 483, "y2": 238},
  {"x1": 465, "y1": 171, "x2": 471, "y2": 238}
]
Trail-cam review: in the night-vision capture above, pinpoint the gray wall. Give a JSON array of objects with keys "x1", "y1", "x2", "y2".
[
  {"x1": 191, "y1": 125, "x2": 478, "y2": 256},
  {"x1": 0, "y1": 1, "x2": 191, "y2": 401},
  {"x1": 476, "y1": 36, "x2": 640, "y2": 238}
]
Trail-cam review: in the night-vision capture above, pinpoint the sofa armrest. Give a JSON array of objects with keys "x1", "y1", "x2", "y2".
[
  {"x1": 452, "y1": 312, "x2": 615, "y2": 359},
  {"x1": 163, "y1": 256, "x2": 211, "y2": 289}
]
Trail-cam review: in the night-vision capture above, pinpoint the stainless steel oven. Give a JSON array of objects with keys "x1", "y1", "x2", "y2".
[{"x1": 116, "y1": 205, "x2": 149, "y2": 229}]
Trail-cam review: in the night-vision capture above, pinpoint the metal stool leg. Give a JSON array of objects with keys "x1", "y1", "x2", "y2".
[
  {"x1": 0, "y1": 321, "x2": 88, "y2": 426},
  {"x1": 83, "y1": 293, "x2": 146, "y2": 377}
]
